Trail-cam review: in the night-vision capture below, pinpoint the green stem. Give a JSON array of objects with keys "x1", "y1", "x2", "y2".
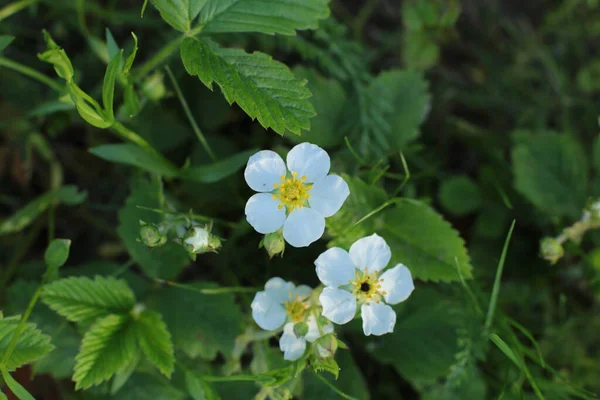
[
  {"x1": 0, "y1": 57, "x2": 63, "y2": 92},
  {"x1": 0, "y1": 0, "x2": 38, "y2": 22},
  {"x1": 153, "y1": 278, "x2": 260, "y2": 295},
  {"x1": 312, "y1": 371, "x2": 360, "y2": 400},
  {"x1": 202, "y1": 375, "x2": 261, "y2": 382},
  {"x1": 165, "y1": 66, "x2": 217, "y2": 161}
]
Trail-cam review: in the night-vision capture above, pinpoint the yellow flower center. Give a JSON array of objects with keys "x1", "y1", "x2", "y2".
[
  {"x1": 284, "y1": 295, "x2": 308, "y2": 323},
  {"x1": 349, "y1": 268, "x2": 387, "y2": 305},
  {"x1": 272, "y1": 172, "x2": 312, "y2": 212}
]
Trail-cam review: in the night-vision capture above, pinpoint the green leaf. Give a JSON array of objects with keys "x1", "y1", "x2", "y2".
[
  {"x1": 181, "y1": 38, "x2": 314, "y2": 135},
  {"x1": 0, "y1": 390, "x2": 7, "y2": 400},
  {"x1": 512, "y1": 131, "x2": 588, "y2": 219},
  {"x1": 378, "y1": 199, "x2": 472, "y2": 282},
  {"x1": 146, "y1": 283, "x2": 244, "y2": 360},
  {"x1": 149, "y1": 0, "x2": 205, "y2": 32},
  {"x1": 133, "y1": 310, "x2": 175, "y2": 377},
  {"x1": 124, "y1": 33, "x2": 139, "y2": 74},
  {"x1": 286, "y1": 67, "x2": 346, "y2": 148},
  {"x1": 44, "y1": 238, "x2": 71, "y2": 269},
  {"x1": 110, "y1": 372, "x2": 187, "y2": 400},
  {"x1": 369, "y1": 288, "x2": 462, "y2": 384},
  {"x1": 0, "y1": 35, "x2": 15, "y2": 52},
  {"x1": 178, "y1": 149, "x2": 256, "y2": 183},
  {"x1": 117, "y1": 176, "x2": 189, "y2": 279},
  {"x1": 0, "y1": 185, "x2": 86, "y2": 236},
  {"x1": 303, "y1": 351, "x2": 370, "y2": 400},
  {"x1": 198, "y1": 0, "x2": 329, "y2": 35},
  {"x1": 42, "y1": 276, "x2": 136, "y2": 323},
  {"x1": 0, "y1": 316, "x2": 54, "y2": 371},
  {"x1": 102, "y1": 50, "x2": 123, "y2": 121},
  {"x1": 89, "y1": 143, "x2": 179, "y2": 177},
  {"x1": 111, "y1": 350, "x2": 141, "y2": 394},
  {"x1": 105, "y1": 28, "x2": 120, "y2": 60},
  {"x1": 73, "y1": 314, "x2": 138, "y2": 390},
  {"x1": 186, "y1": 372, "x2": 221, "y2": 400},
  {"x1": 0, "y1": 367, "x2": 35, "y2": 400},
  {"x1": 439, "y1": 175, "x2": 483, "y2": 216}
]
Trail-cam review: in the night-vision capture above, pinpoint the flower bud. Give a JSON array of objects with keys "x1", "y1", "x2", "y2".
[
  {"x1": 141, "y1": 71, "x2": 167, "y2": 102},
  {"x1": 263, "y1": 231, "x2": 285, "y2": 258},
  {"x1": 313, "y1": 333, "x2": 338, "y2": 359},
  {"x1": 180, "y1": 225, "x2": 222, "y2": 260},
  {"x1": 293, "y1": 322, "x2": 309, "y2": 339},
  {"x1": 540, "y1": 237, "x2": 564, "y2": 264},
  {"x1": 137, "y1": 221, "x2": 167, "y2": 248},
  {"x1": 38, "y1": 31, "x2": 73, "y2": 81}
]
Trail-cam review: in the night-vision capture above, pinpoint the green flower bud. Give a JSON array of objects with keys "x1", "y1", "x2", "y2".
[
  {"x1": 540, "y1": 237, "x2": 564, "y2": 264},
  {"x1": 313, "y1": 333, "x2": 338, "y2": 359},
  {"x1": 141, "y1": 71, "x2": 167, "y2": 102},
  {"x1": 293, "y1": 322, "x2": 309, "y2": 338},
  {"x1": 263, "y1": 231, "x2": 285, "y2": 258},
  {"x1": 137, "y1": 220, "x2": 167, "y2": 248},
  {"x1": 38, "y1": 30, "x2": 74, "y2": 81}
]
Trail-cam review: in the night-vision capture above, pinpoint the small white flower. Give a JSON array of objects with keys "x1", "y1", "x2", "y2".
[
  {"x1": 184, "y1": 227, "x2": 209, "y2": 252},
  {"x1": 316, "y1": 234, "x2": 415, "y2": 336},
  {"x1": 279, "y1": 315, "x2": 334, "y2": 361},
  {"x1": 244, "y1": 143, "x2": 350, "y2": 248},
  {"x1": 251, "y1": 277, "x2": 312, "y2": 331}
]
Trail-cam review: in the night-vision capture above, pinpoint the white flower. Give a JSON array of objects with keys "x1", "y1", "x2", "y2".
[
  {"x1": 184, "y1": 227, "x2": 209, "y2": 252},
  {"x1": 244, "y1": 143, "x2": 350, "y2": 248},
  {"x1": 279, "y1": 315, "x2": 334, "y2": 361},
  {"x1": 316, "y1": 234, "x2": 415, "y2": 336},
  {"x1": 251, "y1": 277, "x2": 312, "y2": 331}
]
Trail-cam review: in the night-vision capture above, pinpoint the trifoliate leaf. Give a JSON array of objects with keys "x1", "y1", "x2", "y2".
[
  {"x1": 117, "y1": 175, "x2": 189, "y2": 279},
  {"x1": 439, "y1": 175, "x2": 483, "y2": 216},
  {"x1": 133, "y1": 310, "x2": 175, "y2": 377},
  {"x1": 369, "y1": 288, "x2": 462, "y2": 384},
  {"x1": 73, "y1": 314, "x2": 138, "y2": 390},
  {"x1": 378, "y1": 199, "x2": 472, "y2": 282},
  {"x1": 512, "y1": 131, "x2": 588, "y2": 219},
  {"x1": 0, "y1": 185, "x2": 86, "y2": 236},
  {"x1": 198, "y1": 0, "x2": 329, "y2": 35},
  {"x1": 181, "y1": 37, "x2": 314, "y2": 135},
  {"x1": 0, "y1": 316, "x2": 54, "y2": 371},
  {"x1": 146, "y1": 283, "x2": 244, "y2": 360},
  {"x1": 42, "y1": 276, "x2": 136, "y2": 323}
]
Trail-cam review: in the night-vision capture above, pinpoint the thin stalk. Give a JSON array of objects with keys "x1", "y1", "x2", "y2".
[
  {"x1": 0, "y1": 0, "x2": 38, "y2": 22},
  {"x1": 164, "y1": 66, "x2": 217, "y2": 161},
  {"x1": 312, "y1": 371, "x2": 360, "y2": 400},
  {"x1": 153, "y1": 278, "x2": 260, "y2": 295},
  {"x1": 0, "y1": 57, "x2": 63, "y2": 92},
  {"x1": 202, "y1": 375, "x2": 260, "y2": 383}
]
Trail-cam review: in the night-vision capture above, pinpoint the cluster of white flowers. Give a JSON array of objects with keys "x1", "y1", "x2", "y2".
[{"x1": 246, "y1": 143, "x2": 416, "y2": 360}]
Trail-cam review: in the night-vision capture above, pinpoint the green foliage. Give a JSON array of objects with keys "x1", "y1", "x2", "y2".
[
  {"x1": 133, "y1": 310, "x2": 175, "y2": 377},
  {"x1": 44, "y1": 238, "x2": 71, "y2": 270},
  {"x1": 181, "y1": 38, "x2": 314, "y2": 135},
  {"x1": 303, "y1": 352, "x2": 370, "y2": 400},
  {"x1": 512, "y1": 131, "x2": 588, "y2": 219},
  {"x1": 439, "y1": 175, "x2": 483, "y2": 216},
  {"x1": 149, "y1": 0, "x2": 205, "y2": 32},
  {"x1": 73, "y1": 314, "x2": 138, "y2": 390},
  {"x1": 177, "y1": 149, "x2": 257, "y2": 183},
  {"x1": 42, "y1": 276, "x2": 136, "y2": 323},
  {"x1": 1, "y1": 367, "x2": 35, "y2": 400},
  {"x1": 0, "y1": 186, "x2": 86, "y2": 235},
  {"x1": 90, "y1": 144, "x2": 179, "y2": 177},
  {"x1": 0, "y1": 316, "x2": 54, "y2": 371},
  {"x1": 0, "y1": 35, "x2": 14, "y2": 52}
]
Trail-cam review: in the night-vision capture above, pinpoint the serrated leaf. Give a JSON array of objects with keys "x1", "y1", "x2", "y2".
[
  {"x1": 146, "y1": 283, "x2": 244, "y2": 360},
  {"x1": 439, "y1": 175, "x2": 482, "y2": 216},
  {"x1": 134, "y1": 310, "x2": 174, "y2": 377},
  {"x1": 89, "y1": 144, "x2": 179, "y2": 177},
  {"x1": 0, "y1": 367, "x2": 35, "y2": 400},
  {"x1": 42, "y1": 276, "x2": 136, "y2": 323},
  {"x1": 117, "y1": 176, "x2": 189, "y2": 279},
  {"x1": 311, "y1": 357, "x2": 339, "y2": 379},
  {"x1": 150, "y1": 0, "x2": 205, "y2": 32},
  {"x1": 73, "y1": 314, "x2": 138, "y2": 390},
  {"x1": 181, "y1": 37, "x2": 314, "y2": 135},
  {"x1": 111, "y1": 350, "x2": 141, "y2": 394},
  {"x1": 378, "y1": 199, "x2": 472, "y2": 282},
  {"x1": 369, "y1": 288, "x2": 461, "y2": 384},
  {"x1": 0, "y1": 185, "x2": 86, "y2": 236},
  {"x1": 198, "y1": 0, "x2": 329, "y2": 35},
  {"x1": 512, "y1": 131, "x2": 588, "y2": 219},
  {"x1": 178, "y1": 149, "x2": 257, "y2": 183},
  {"x1": 0, "y1": 316, "x2": 54, "y2": 371}
]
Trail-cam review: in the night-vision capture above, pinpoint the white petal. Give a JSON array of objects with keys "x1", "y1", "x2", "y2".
[
  {"x1": 349, "y1": 233, "x2": 391, "y2": 273},
  {"x1": 292, "y1": 285, "x2": 312, "y2": 300},
  {"x1": 361, "y1": 302, "x2": 396, "y2": 336},
  {"x1": 379, "y1": 264, "x2": 415, "y2": 305},
  {"x1": 319, "y1": 287, "x2": 356, "y2": 325},
  {"x1": 244, "y1": 150, "x2": 287, "y2": 192},
  {"x1": 279, "y1": 323, "x2": 306, "y2": 361},
  {"x1": 309, "y1": 175, "x2": 350, "y2": 218},
  {"x1": 264, "y1": 277, "x2": 295, "y2": 304},
  {"x1": 184, "y1": 227, "x2": 209, "y2": 252},
  {"x1": 251, "y1": 291, "x2": 287, "y2": 331},
  {"x1": 245, "y1": 193, "x2": 286, "y2": 234},
  {"x1": 305, "y1": 314, "x2": 334, "y2": 343},
  {"x1": 286, "y1": 143, "x2": 330, "y2": 183},
  {"x1": 282, "y1": 207, "x2": 325, "y2": 248},
  {"x1": 315, "y1": 247, "x2": 355, "y2": 288}
]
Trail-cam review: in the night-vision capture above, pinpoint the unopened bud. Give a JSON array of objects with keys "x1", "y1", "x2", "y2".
[
  {"x1": 293, "y1": 322, "x2": 309, "y2": 338},
  {"x1": 264, "y1": 231, "x2": 285, "y2": 258},
  {"x1": 313, "y1": 333, "x2": 338, "y2": 358},
  {"x1": 181, "y1": 225, "x2": 222, "y2": 260},
  {"x1": 540, "y1": 237, "x2": 564, "y2": 264},
  {"x1": 141, "y1": 71, "x2": 167, "y2": 102},
  {"x1": 137, "y1": 221, "x2": 167, "y2": 248}
]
